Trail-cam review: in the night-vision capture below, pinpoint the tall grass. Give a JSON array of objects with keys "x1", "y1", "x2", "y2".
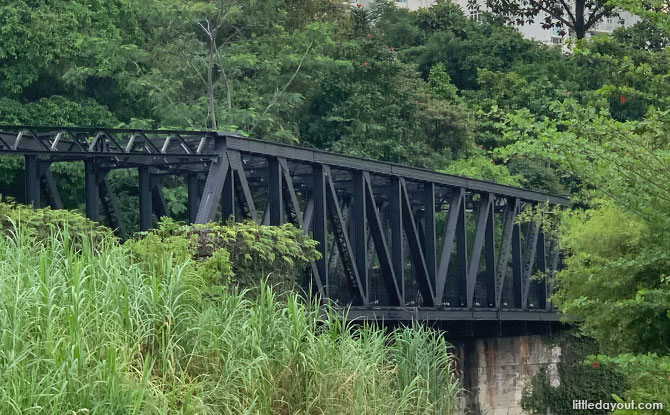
[{"x1": 0, "y1": 222, "x2": 462, "y2": 414}]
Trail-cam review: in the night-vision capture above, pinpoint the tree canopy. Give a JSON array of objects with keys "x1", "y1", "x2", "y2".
[{"x1": 1, "y1": 0, "x2": 670, "y2": 408}]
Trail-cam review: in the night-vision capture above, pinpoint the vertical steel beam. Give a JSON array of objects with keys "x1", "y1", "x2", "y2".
[
  {"x1": 390, "y1": 177, "x2": 404, "y2": 303},
  {"x1": 151, "y1": 177, "x2": 168, "y2": 219},
  {"x1": 424, "y1": 182, "x2": 437, "y2": 295},
  {"x1": 536, "y1": 231, "x2": 547, "y2": 309},
  {"x1": 24, "y1": 155, "x2": 40, "y2": 208},
  {"x1": 512, "y1": 221, "x2": 522, "y2": 308},
  {"x1": 547, "y1": 239, "x2": 560, "y2": 310},
  {"x1": 466, "y1": 193, "x2": 491, "y2": 308},
  {"x1": 187, "y1": 174, "x2": 200, "y2": 224},
  {"x1": 84, "y1": 160, "x2": 99, "y2": 221},
  {"x1": 455, "y1": 191, "x2": 468, "y2": 307},
  {"x1": 42, "y1": 167, "x2": 63, "y2": 209},
  {"x1": 352, "y1": 171, "x2": 367, "y2": 298},
  {"x1": 312, "y1": 164, "x2": 328, "y2": 297},
  {"x1": 485, "y1": 194, "x2": 496, "y2": 307},
  {"x1": 138, "y1": 166, "x2": 152, "y2": 231},
  {"x1": 268, "y1": 157, "x2": 283, "y2": 226}
]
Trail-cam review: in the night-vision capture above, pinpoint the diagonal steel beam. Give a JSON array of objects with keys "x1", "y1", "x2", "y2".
[
  {"x1": 435, "y1": 188, "x2": 465, "y2": 304},
  {"x1": 279, "y1": 158, "x2": 303, "y2": 228},
  {"x1": 41, "y1": 166, "x2": 63, "y2": 210},
  {"x1": 363, "y1": 172, "x2": 402, "y2": 305},
  {"x1": 228, "y1": 150, "x2": 257, "y2": 221},
  {"x1": 522, "y1": 221, "x2": 540, "y2": 309},
  {"x1": 195, "y1": 138, "x2": 229, "y2": 224},
  {"x1": 495, "y1": 198, "x2": 520, "y2": 308},
  {"x1": 99, "y1": 175, "x2": 128, "y2": 240},
  {"x1": 466, "y1": 192, "x2": 493, "y2": 308},
  {"x1": 399, "y1": 178, "x2": 435, "y2": 306},
  {"x1": 326, "y1": 166, "x2": 368, "y2": 305},
  {"x1": 311, "y1": 164, "x2": 327, "y2": 298}
]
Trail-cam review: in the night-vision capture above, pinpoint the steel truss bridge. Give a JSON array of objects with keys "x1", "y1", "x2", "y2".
[{"x1": 0, "y1": 126, "x2": 569, "y2": 334}]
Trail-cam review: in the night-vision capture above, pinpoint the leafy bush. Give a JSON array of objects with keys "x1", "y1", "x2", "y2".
[
  {"x1": 592, "y1": 354, "x2": 670, "y2": 414},
  {"x1": 126, "y1": 218, "x2": 320, "y2": 292},
  {"x1": 0, "y1": 204, "x2": 462, "y2": 414},
  {"x1": 0, "y1": 198, "x2": 112, "y2": 243}
]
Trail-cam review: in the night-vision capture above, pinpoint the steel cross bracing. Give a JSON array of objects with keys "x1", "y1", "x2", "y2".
[{"x1": 0, "y1": 126, "x2": 569, "y2": 326}]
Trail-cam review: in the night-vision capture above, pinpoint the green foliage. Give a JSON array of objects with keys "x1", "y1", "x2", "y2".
[
  {"x1": 3, "y1": 0, "x2": 670, "y2": 411},
  {"x1": 0, "y1": 199, "x2": 112, "y2": 243},
  {"x1": 441, "y1": 151, "x2": 522, "y2": 186},
  {"x1": 521, "y1": 333, "x2": 628, "y2": 415},
  {"x1": 427, "y1": 63, "x2": 459, "y2": 102},
  {"x1": 126, "y1": 218, "x2": 320, "y2": 292},
  {"x1": 592, "y1": 354, "x2": 670, "y2": 413},
  {"x1": 0, "y1": 203, "x2": 462, "y2": 414},
  {"x1": 552, "y1": 202, "x2": 670, "y2": 355}
]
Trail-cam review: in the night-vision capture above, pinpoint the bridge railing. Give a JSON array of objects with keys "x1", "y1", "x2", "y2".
[{"x1": 0, "y1": 127, "x2": 569, "y2": 323}]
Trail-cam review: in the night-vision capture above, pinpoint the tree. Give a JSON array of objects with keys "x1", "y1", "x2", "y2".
[{"x1": 485, "y1": 0, "x2": 618, "y2": 39}]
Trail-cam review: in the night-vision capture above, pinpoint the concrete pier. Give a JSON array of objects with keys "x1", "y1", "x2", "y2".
[{"x1": 453, "y1": 335, "x2": 561, "y2": 414}]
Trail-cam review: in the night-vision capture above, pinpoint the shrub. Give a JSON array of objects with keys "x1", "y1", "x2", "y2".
[
  {"x1": 0, "y1": 198, "x2": 112, "y2": 243},
  {"x1": 125, "y1": 218, "x2": 320, "y2": 292}
]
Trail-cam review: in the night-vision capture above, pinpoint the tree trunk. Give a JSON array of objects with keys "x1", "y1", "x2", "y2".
[
  {"x1": 207, "y1": 35, "x2": 217, "y2": 130},
  {"x1": 574, "y1": 0, "x2": 586, "y2": 39}
]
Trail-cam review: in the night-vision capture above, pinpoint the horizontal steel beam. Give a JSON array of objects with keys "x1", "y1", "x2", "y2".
[
  {"x1": 344, "y1": 307, "x2": 561, "y2": 322},
  {"x1": 0, "y1": 127, "x2": 570, "y2": 205},
  {"x1": 223, "y1": 135, "x2": 570, "y2": 205}
]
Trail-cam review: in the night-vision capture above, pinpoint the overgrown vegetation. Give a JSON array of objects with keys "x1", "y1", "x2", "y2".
[
  {"x1": 4, "y1": 0, "x2": 670, "y2": 411},
  {"x1": 520, "y1": 333, "x2": 628, "y2": 415},
  {"x1": 0, "y1": 203, "x2": 462, "y2": 414},
  {"x1": 126, "y1": 218, "x2": 320, "y2": 291}
]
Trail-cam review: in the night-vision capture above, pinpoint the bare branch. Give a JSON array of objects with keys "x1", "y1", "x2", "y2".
[
  {"x1": 180, "y1": 50, "x2": 209, "y2": 88},
  {"x1": 249, "y1": 41, "x2": 314, "y2": 135},
  {"x1": 557, "y1": 0, "x2": 576, "y2": 25},
  {"x1": 536, "y1": 4, "x2": 575, "y2": 29}
]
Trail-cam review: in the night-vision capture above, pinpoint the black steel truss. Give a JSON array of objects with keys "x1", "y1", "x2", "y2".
[{"x1": 0, "y1": 126, "x2": 569, "y2": 323}]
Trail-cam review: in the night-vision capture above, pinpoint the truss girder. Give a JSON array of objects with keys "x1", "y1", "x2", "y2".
[{"x1": 0, "y1": 127, "x2": 568, "y2": 321}]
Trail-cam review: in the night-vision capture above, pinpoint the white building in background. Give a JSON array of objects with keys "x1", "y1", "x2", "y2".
[{"x1": 356, "y1": 0, "x2": 638, "y2": 46}]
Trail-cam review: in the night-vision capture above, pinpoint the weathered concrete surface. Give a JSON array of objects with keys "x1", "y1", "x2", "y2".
[{"x1": 452, "y1": 335, "x2": 561, "y2": 415}]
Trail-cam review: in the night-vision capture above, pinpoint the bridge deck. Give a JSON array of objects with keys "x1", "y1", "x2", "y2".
[{"x1": 0, "y1": 126, "x2": 569, "y2": 324}]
